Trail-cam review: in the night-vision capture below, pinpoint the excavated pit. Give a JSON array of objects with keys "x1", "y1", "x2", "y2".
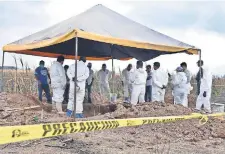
[{"x1": 1, "y1": 93, "x2": 225, "y2": 154}]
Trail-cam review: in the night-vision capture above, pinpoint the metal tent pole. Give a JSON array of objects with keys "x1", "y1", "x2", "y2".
[
  {"x1": 111, "y1": 44, "x2": 114, "y2": 94},
  {"x1": 112, "y1": 57, "x2": 114, "y2": 94},
  {"x1": 73, "y1": 34, "x2": 78, "y2": 120},
  {"x1": 1, "y1": 51, "x2": 5, "y2": 92}
]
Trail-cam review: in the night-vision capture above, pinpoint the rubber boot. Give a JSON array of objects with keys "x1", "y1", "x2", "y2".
[
  {"x1": 52, "y1": 101, "x2": 57, "y2": 113},
  {"x1": 56, "y1": 102, "x2": 64, "y2": 114},
  {"x1": 66, "y1": 109, "x2": 84, "y2": 118},
  {"x1": 66, "y1": 109, "x2": 73, "y2": 117},
  {"x1": 124, "y1": 97, "x2": 130, "y2": 104}
]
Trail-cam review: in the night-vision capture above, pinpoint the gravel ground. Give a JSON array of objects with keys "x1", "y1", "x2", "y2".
[{"x1": 0, "y1": 93, "x2": 225, "y2": 154}]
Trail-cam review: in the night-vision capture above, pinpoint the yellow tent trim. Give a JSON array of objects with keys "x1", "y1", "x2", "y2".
[
  {"x1": 75, "y1": 29, "x2": 199, "y2": 54},
  {"x1": 3, "y1": 30, "x2": 75, "y2": 51},
  {"x1": 3, "y1": 29, "x2": 199, "y2": 55},
  {"x1": 3, "y1": 50, "x2": 130, "y2": 61}
]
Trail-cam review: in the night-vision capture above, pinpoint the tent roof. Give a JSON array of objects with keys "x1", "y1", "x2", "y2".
[{"x1": 3, "y1": 4, "x2": 200, "y2": 61}]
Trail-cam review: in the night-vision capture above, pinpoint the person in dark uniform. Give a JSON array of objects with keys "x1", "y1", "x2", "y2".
[
  {"x1": 145, "y1": 65, "x2": 152, "y2": 102},
  {"x1": 86, "y1": 63, "x2": 94, "y2": 103},
  {"x1": 196, "y1": 61, "x2": 203, "y2": 95},
  {"x1": 63, "y1": 65, "x2": 70, "y2": 104},
  {"x1": 35, "y1": 60, "x2": 52, "y2": 104}
]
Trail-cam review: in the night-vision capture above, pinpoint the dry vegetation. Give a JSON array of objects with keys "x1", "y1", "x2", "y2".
[
  {"x1": 0, "y1": 57, "x2": 225, "y2": 154},
  {"x1": 1, "y1": 68, "x2": 225, "y2": 101}
]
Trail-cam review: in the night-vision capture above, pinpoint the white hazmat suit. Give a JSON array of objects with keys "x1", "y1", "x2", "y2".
[
  {"x1": 67, "y1": 61, "x2": 89, "y2": 114},
  {"x1": 50, "y1": 61, "x2": 67, "y2": 113},
  {"x1": 152, "y1": 68, "x2": 168, "y2": 103},
  {"x1": 130, "y1": 68, "x2": 147, "y2": 105},
  {"x1": 172, "y1": 72, "x2": 188, "y2": 106},
  {"x1": 196, "y1": 66, "x2": 212, "y2": 112},
  {"x1": 122, "y1": 68, "x2": 132, "y2": 101},
  {"x1": 98, "y1": 69, "x2": 111, "y2": 98},
  {"x1": 183, "y1": 69, "x2": 192, "y2": 107}
]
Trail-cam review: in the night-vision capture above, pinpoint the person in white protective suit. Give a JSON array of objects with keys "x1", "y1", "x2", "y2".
[
  {"x1": 171, "y1": 67, "x2": 188, "y2": 106},
  {"x1": 130, "y1": 61, "x2": 147, "y2": 105},
  {"x1": 122, "y1": 64, "x2": 133, "y2": 103},
  {"x1": 66, "y1": 57, "x2": 89, "y2": 118},
  {"x1": 195, "y1": 60, "x2": 212, "y2": 113},
  {"x1": 50, "y1": 56, "x2": 67, "y2": 114},
  {"x1": 98, "y1": 64, "x2": 111, "y2": 100},
  {"x1": 180, "y1": 62, "x2": 193, "y2": 107},
  {"x1": 152, "y1": 62, "x2": 168, "y2": 103}
]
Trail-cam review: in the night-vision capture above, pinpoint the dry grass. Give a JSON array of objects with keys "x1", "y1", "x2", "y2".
[
  {"x1": 1, "y1": 56, "x2": 36, "y2": 94},
  {"x1": 2, "y1": 70, "x2": 37, "y2": 94},
  {"x1": 1, "y1": 65, "x2": 225, "y2": 100}
]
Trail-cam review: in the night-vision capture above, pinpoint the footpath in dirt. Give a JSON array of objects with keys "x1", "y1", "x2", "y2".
[{"x1": 0, "y1": 93, "x2": 225, "y2": 154}]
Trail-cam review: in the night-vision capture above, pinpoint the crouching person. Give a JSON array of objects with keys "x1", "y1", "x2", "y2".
[
  {"x1": 171, "y1": 67, "x2": 188, "y2": 106},
  {"x1": 66, "y1": 57, "x2": 89, "y2": 118}
]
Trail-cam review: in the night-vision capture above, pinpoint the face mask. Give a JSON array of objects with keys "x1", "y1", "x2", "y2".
[{"x1": 40, "y1": 64, "x2": 44, "y2": 68}]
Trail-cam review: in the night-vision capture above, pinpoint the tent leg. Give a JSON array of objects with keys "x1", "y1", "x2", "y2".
[
  {"x1": 112, "y1": 58, "x2": 114, "y2": 94},
  {"x1": 199, "y1": 50, "x2": 202, "y2": 62},
  {"x1": 1, "y1": 51, "x2": 5, "y2": 92},
  {"x1": 73, "y1": 35, "x2": 78, "y2": 120},
  {"x1": 110, "y1": 44, "x2": 114, "y2": 96}
]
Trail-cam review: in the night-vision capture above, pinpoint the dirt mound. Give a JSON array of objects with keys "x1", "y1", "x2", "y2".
[
  {"x1": 0, "y1": 93, "x2": 225, "y2": 153},
  {"x1": 105, "y1": 102, "x2": 225, "y2": 145},
  {"x1": 110, "y1": 102, "x2": 192, "y2": 119},
  {"x1": 0, "y1": 93, "x2": 37, "y2": 108}
]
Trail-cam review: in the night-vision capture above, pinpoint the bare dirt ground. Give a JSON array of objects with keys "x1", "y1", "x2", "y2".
[{"x1": 0, "y1": 93, "x2": 225, "y2": 154}]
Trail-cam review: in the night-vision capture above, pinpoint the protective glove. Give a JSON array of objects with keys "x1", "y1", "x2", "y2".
[
  {"x1": 161, "y1": 85, "x2": 167, "y2": 89},
  {"x1": 121, "y1": 81, "x2": 124, "y2": 86},
  {"x1": 203, "y1": 91, "x2": 207, "y2": 97},
  {"x1": 72, "y1": 77, "x2": 78, "y2": 82}
]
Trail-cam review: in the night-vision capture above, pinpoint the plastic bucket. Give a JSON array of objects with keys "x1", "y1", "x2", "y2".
[{"x1": 211, "y1": 103, "x2": 225, "y2": 113}]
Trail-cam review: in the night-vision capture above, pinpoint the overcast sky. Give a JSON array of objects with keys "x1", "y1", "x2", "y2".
[{"x1": 1, "y1": 0, "x2": 225, "y2": 75}]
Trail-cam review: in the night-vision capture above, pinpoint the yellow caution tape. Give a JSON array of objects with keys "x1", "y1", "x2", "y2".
[{"x1": 0, "y1": 112, "x2": 224, "y2": 145}]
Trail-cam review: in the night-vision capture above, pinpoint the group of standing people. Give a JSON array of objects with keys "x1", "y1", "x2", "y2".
[
  {"x1": 35, "y1": 56, "x2": 213, "y2": 119},
  {"x1": 121, "y1": 60, "x2": 213, "y2": 113},
  {"x1": 35, "y1": 56, "x2": 92, "y2": 118},
  {"x1": 121, "y1": 61, "x2": 168, "y2": 105},
  {"x1": 35, "y1": 55, "x2": 115, "y2": 118}
]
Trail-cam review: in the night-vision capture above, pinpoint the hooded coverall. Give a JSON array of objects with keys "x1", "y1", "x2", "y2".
[
  {"x1": 152, "y1": 68, "x2": 168, "y2": 103},
  {"x1": 130, "y1": 68, "x2": 147, "y2": 105},
  {"x1": 67, "y1": 61, "x2": 89, "y2": 115},
  {"x1": 50, "y1": 61, "x2": 67, "y2": 112},
  {"x1": 196, "y1": 67, "x2": 212, "y2": 112},
  {"x1": 172, "y1": 72, "x2": 188, "y2": 106},
  {"x1": 183, "y1": 69, "x2": 192, "y2": 107},
  {"x1": 122, "y1": 68, "x2": 132, "y2": 102},
  {"x1": 98, "y1": 69, "x2": 111, "y2": 99}
]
